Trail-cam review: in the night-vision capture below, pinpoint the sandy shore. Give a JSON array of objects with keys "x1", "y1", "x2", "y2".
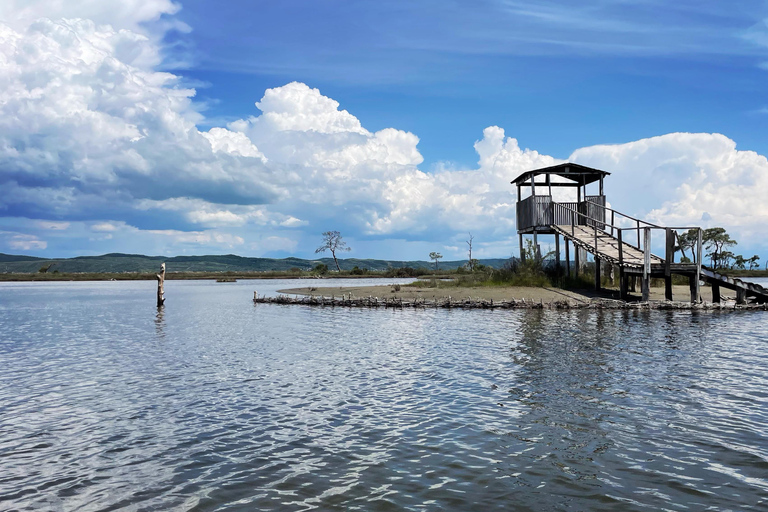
[{"x1": 278, "y1": 283, "x2": 717, "y2": 303}]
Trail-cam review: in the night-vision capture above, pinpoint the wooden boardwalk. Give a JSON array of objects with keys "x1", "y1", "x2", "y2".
[
  {"x1": 551, "y1": 221, "x2": 768, "y2": 304},
  {"x1": 552, "y1": 224, "x2": 663, "y2": 267},
  {"x1": 514, "y1": 163, "x2": 768, "y2": 304}
]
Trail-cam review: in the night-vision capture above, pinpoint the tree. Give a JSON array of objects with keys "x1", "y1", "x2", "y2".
[
  {"x1": 429, "y1": 251, "x2": 443, "y2": 271},
  {"x1": 748, "y1": 255, "x2": 760, "y2": 271},
  {"x1": 466, "y1": 233, "x2": 475, "y2": 271},
  {"x1": 674, "y1": 229, "x2": 699, "y2": 262},
  {"x1": 315, "y1": 231, "x2": 350, "y2": 272},
  {"x1": 703, "y1": 227, "x2": 737, "y2": 270},
  {"x1": 733, "y1": 255, "x2": 746, "y2": 270}
]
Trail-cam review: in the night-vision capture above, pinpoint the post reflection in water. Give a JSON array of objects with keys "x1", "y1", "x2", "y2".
[
  {"x1": 155, "y1": 304, "x2": 166, "y2": 340},
  {"x1": 0, "y1": 280, "x2": 767, "y2": 511}
]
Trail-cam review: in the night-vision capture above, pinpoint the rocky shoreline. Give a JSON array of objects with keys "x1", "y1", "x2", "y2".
[{"x1": 254, "y1": 293, "x2": 767, "y2": 310}]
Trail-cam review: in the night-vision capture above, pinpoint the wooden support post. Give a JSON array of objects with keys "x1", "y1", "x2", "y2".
[
  {"x1": 574, "y1": 245, "x2": 580, "y2": 278},
  {"x1": 695, "y1": 229, "x2": 702, "y2": 303},
  {"x1": 594, "y1": 256, "x2": 601, "y2": 291},
  {"x1": 664, "y1": 228, "x2": 673, "y2": 301},
  {"x1": 712, "y1": 283, "x2": 721, "y2": 303},
  {"x1": 519, "y1": 233, "x2": 524, "y2": 262},
  {"x1": 692, "y1": 276, "x2": 702, "y2": 304},
  {"x1": 555, "y1": 233, "x2": 561, "y2": 277},
  {"x1": 565, "y1": 239, "x2": 571, "y2": 278},
  {"x1": 156, "y1": 262, "x2": 166, "y2": 307},
  {"x1": 619, "y1": 269, "x2": 628, "y2": 300},
  {"x1": 533, "y1": 230, "x2": 539, "y2": 261},
  {"x1": 631, "y1": 276, "x2": 637, "y2": 292},
  {"x1": 642, "y1": 228, "x2": 650, "y2": 302},
  {"x1": 736, "y1": 288, "x2": 747, "y2": 305}
]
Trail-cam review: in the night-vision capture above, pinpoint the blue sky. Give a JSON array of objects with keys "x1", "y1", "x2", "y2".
[{"x1": 0, "y1": 0, "x2": 767, "y2": 264}]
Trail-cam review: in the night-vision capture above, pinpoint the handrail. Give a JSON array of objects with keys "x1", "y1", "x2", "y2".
[
  {"x1": 552, "y1": 200, "x2": 703, "y2": 267},
  {"x1": 584, "y1": 199, "x2": 662, "y2": 229}
]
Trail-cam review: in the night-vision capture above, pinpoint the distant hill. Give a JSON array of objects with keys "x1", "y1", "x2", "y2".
[{"x1": 0, "y1": 252, "x2": 512, "y2": 274}]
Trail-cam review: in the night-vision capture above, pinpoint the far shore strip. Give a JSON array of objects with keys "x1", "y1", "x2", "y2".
[{"x1": 278, "y1": 284, "x2": 718, "y2": 304}]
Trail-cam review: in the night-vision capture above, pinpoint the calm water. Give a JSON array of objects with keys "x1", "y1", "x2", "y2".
[{"x1": 2, "y1": 279, "x2": 768, "y2": 511}]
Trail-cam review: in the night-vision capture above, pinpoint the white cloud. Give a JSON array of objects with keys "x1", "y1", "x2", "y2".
[
  {"x1": 1, "y1": 231, "x2": 47, "y2": 251},
  {"x1": 0, "y1": 3, "x2": 766, "y2": 260},
  {"x1": 570, "y1": 133, "x2": 768, "y2": 238},
  {"x1": 0, "y1": 0, "x2": 183, "y2": 35}
]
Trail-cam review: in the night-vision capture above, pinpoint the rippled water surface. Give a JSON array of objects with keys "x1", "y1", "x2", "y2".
[{"x1": 2, "y1": 279, "x2": 768, "y2": 511}]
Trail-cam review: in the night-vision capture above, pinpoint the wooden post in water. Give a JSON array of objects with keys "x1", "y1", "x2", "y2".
[
  {"x1": 156, "y1": 262, "x2": 166, "y2": 307},
  {"x1": 694, "y1": 228, "x2": 702, "y2": 303},
  {"x1": 664, "y1": 228, "x2": 673, "y2": 301},
  {"x1": 642, "y1": 228, "x2": 651, "y2": 302},
  {"x1": 519, "y1": 233, "x2": 525, "y2": 262}
]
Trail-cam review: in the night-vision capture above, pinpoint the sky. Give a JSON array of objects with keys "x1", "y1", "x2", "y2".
[{"x1": 1, "y1": 0, "x2": 767, "y2": 264}]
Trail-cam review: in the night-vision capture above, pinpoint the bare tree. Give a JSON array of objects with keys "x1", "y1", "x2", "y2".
[
  {"x1": 466, "y1": 233, "x2": 474, "y2": 271},
  {"x1": 316, "y1": 231, "x2": 350, "y2": 271},
  {"x1": 429, "y1": 251, "x2": 443, "y2": 271}
]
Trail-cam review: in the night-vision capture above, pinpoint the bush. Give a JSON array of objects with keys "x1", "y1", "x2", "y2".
[
  {"x1": 313, "y1": 263, "x2": 328, "y2": 274},
  {"x1": 384, "y1": 267, "x2": 420, "y2": 278}
]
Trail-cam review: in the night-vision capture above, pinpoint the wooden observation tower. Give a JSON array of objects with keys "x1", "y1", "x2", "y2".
[{"x1": 512, "y1": 163, "x2": 768, "y2": 304}]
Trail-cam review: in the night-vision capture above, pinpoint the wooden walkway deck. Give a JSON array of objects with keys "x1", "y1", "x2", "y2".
[
  {"x1": 552, "y1": 224, "x2": 663, "y2": 267},
  {"x1": 550, "y1": 222, "x2": 768, "y2": 304}
]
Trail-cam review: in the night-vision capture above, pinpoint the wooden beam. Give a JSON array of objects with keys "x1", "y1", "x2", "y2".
[
  {"x1": 565, "y1": 239, "x2": 571, "y2": 278},
  {"x1": 519, "y1": 233, "x2": 524, "y2": 262},
  {"x1": 712, "y1": 283, "x2": 721, "y2": 303},
  {"x1": 595, "y1": 256, "x2": 601, "y2": 291},
  {"x1": 642, "y1": 228, "x2": 650, "y2": 301}
]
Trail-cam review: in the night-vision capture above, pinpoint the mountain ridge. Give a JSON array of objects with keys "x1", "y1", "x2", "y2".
[{"x1": 0, "y1": 252, "x2": 511, "y2": 273}]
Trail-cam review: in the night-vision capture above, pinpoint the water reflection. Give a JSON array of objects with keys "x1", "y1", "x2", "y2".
[
  {"x1": 155, "y1": 305, "x2": 166, "y2": 340},
  {"x1": 1, "y1": 281, "x2": 767, "y2": 511}
]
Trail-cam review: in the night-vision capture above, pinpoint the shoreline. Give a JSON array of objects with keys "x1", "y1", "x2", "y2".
[{"x1": 277, "y1": 283, "x2": 722, "y2": 304}]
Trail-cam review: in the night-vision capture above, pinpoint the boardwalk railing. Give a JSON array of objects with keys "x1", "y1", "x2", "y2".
[
  {"x1": 517, "y1": 195, "x2": 606, "y2": 232},
  {"x1": 551, "y1": 200, "x2": 703, "y2": 300}
]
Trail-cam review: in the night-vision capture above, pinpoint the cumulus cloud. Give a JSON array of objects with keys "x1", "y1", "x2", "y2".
[
  {"x1": 570, "y1": 133, "x2": 768, "y2": 238},
  {"x1": 1, "y1": 2, "x2": 767, "y2": 259}
]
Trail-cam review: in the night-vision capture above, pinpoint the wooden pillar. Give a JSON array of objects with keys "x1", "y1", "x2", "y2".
[
  {"x1": 642, "y1": 228, "x2": 651, "y2": 302},
  {"x1": 574, "y1": 245, "x2": 580, "y2": 278},
  {"x1": 594, "y1": 256, "x2": 601, "y2": 290},
  {"x1": 565, "y1": 239, "x2": 571, "y2": 278},
  {"x1": 619, "y1": 269, "x2": 628, "y2": 300},
  {"x1": 156, "y1": 262, "x2": 166, "y2": 307},
  {"x1": 692, "y1": 276, "x2": 702, "y2": 303},
  {"x1": 712, "y1": 283, "x2": 721, "y2": 303},
  {"x1": 533, "y1": 230, "x2": 539, "y2": 261},
  {"x1": 519, "y1": 233, "x2": 524, "y2": 262},
  {"x1": 555, "y1": 233, "x2": 561, "y2": 276},
  {"x1": 736, "y1": 288, "x2": 747, "y2": 305},
  {"x1": 631, "y1": 276, "x2": 637, "y2": 292},
  {"x1": 664, "y1": 228, "x2": 673, "y2": 301}
]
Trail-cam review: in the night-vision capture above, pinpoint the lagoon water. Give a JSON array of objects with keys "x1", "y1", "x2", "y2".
[{"x1": 2, "y1": 278, "x2": 768, "y2": 511}]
